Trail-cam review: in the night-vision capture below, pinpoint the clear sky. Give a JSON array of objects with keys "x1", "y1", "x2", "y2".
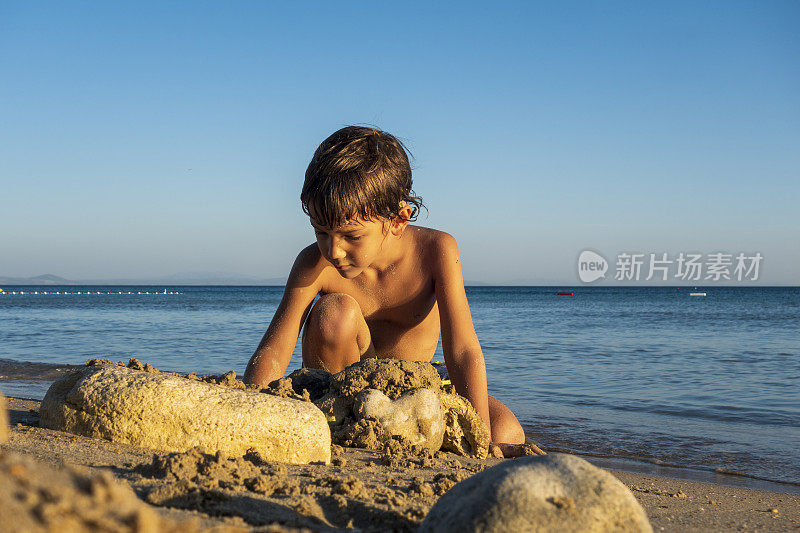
[{"x1": 1, "y1": 1, "x2": 798, "y2": 284}]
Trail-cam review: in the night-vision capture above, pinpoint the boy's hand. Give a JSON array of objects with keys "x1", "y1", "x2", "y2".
[{"x1": 489, "y1": 442, "x2": 546, "y2": 459}]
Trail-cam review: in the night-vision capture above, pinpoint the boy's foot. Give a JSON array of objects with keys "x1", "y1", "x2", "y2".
[{"x1": 489, "y1": 442, "x2": 546, "y2": 458}]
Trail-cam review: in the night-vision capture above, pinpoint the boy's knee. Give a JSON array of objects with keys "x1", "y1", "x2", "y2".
[
  {"x1": 307, "y1": 293, "x2": 362, "y2": 344},
  {"x1": 492, "y1": 414, "x2": 524, "y2": 445},
  {"x1": 502, "y1": 417, "x2": 525, "y2": 445},
  {"x1": 488, "y1": 395, "x2": 525, "y2": 445}
]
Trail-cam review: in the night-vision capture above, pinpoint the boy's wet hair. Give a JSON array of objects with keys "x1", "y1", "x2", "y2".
[{"x1": 301, "y1": 126, "x2": 425, "y2": 229}]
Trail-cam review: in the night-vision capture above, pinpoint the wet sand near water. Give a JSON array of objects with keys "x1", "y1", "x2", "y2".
[{"x1": 4, "y1": 396, "x2": 799, "y2": 532}]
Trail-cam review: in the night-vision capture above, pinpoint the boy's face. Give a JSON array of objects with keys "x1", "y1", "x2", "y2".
[{"x1": 310, "y1": 216, "x2": 391, "y2": 279}]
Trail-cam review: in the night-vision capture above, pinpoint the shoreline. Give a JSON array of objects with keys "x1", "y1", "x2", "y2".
[
  {"x1": 582, "y1": 453, "x2": 800, "y2": 497},
  {"x1": 4, "y1": 396, "x2": 799, "y2": 531}
]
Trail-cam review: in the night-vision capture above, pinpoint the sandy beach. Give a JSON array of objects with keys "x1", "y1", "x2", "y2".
[{"x1": 3, "y1": 396, "x2": 798, "y2": 532}]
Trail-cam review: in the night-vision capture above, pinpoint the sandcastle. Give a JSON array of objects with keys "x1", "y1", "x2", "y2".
[{"x1": 269, "y1": 359, "x2": 492, "y2": 458}]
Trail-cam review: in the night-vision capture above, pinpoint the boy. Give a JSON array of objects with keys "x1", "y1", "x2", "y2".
[{"x1": 244, "y1": 126, "x2": 543, "y2": 458}]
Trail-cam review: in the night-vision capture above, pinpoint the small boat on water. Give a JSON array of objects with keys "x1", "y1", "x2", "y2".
[
  {"x1": 557, "y1": 292, "x2": 574, "y2": 296},
  {"x1": 690, "y1": 292, "x2": 706, "y2": 296}
]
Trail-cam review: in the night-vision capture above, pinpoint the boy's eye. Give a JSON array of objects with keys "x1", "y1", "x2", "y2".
[{"x1": 314, "y1": 230, "x2": 359, "y2": 241}]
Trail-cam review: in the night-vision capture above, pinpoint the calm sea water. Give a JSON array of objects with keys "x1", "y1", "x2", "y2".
[{"x1": 1, "y1": 285, "x2": 798, "y2": 489}]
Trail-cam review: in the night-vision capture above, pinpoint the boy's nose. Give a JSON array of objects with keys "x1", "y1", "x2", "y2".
[{"x1": 328, "y1": 241, "x2": 346, "y2": 261}]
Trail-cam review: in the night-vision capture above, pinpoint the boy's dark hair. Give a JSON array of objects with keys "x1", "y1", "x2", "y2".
[{"x1": 301, "y1": 126, "x2": 425, "y2": 229}]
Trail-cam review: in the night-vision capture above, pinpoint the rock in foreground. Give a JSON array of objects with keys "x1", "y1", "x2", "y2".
[
  {"x1": 40, "y1": 364, "x2": 331, "y2": 464},
  {"x1": 420, "y1": 453, "x2": 653, "y2": 533}
]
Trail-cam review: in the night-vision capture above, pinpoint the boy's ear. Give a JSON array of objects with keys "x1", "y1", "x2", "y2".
[{"x1": 389, "y1": 202, "x2": 414, "y2": 236}]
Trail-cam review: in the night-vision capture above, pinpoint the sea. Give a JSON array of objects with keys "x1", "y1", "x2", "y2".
[{"x1": 1, "y1": 285, "x2": 798, "y2": 493}]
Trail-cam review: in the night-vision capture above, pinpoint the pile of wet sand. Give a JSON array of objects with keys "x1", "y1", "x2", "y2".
[{"x1": 0, "y1": 450, "x2": 201, "y2": 533}]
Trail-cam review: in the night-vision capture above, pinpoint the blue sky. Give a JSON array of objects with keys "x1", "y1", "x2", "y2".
[{"x1": 1, "y1": 1, "x2": 798, "y2": 284}]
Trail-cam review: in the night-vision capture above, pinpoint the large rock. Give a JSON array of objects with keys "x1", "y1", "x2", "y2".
[
  {"x1": 420, "y1": 453, "x2": 653, "y2": 533},
  {"x1": 40, "y1": 364, "x2": 331, "y2": 464},
  {"x1": 354, "y1": 388, "x2": 444, "y2": 450},
  {"x1": 0, "y1": 393, "x2": 7, "y2": 443}
]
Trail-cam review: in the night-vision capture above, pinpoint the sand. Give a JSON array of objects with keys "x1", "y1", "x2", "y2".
[{"x1": 3, "y1": 396, "x2": 799, "y2": 532}]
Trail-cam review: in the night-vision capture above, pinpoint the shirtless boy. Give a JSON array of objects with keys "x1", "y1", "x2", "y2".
[{"x1": 244, "y1": 126, "x2": 543, "y2": 457}]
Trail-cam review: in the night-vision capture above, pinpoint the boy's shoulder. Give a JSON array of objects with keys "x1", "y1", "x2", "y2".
[
  {"x1": 411, "y1": 225, "x2": 460, "y2": 261},
  {"x1": 406, "y1": 227, "x2": 463, "y2": 283},
  {"x1": 408, "y1": 225, "x2": 457, "y2": 249}
]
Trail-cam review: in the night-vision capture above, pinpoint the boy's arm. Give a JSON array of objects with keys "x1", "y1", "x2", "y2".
[
  {"x1": 432, "y1": 233, "x2": 491, "y2": 433},
  {"x1": 244, "y1": 246, "x2": 321, "y2": 386}
]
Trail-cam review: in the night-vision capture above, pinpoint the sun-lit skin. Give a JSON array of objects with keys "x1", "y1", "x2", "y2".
[{"x1": 245, "y1": 205, "x2": 544, "y2": 457}]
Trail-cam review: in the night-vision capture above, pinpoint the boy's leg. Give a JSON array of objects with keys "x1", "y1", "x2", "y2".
[
  {"x1": 302, "y1": 293, "x2": 376, "y2": 373},
  {"x1": 488, "y1": 395, "x2": 546, "y2": 457},
  {"x1": 488, "y1": 394, "x2": 525, "y2": 444}
]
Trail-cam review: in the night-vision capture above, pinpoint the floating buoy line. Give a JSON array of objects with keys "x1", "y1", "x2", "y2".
[{"x1": 0, "y1": 289, "x2": 184, "y2": 295}]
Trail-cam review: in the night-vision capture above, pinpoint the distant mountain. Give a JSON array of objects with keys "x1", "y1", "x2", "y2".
[
  {"x1": 0, "y1": 274, "x2": 76, "y2": 285},
  {"x1": 30, "y1": 274, "x2": 73, "y2": 283}
]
